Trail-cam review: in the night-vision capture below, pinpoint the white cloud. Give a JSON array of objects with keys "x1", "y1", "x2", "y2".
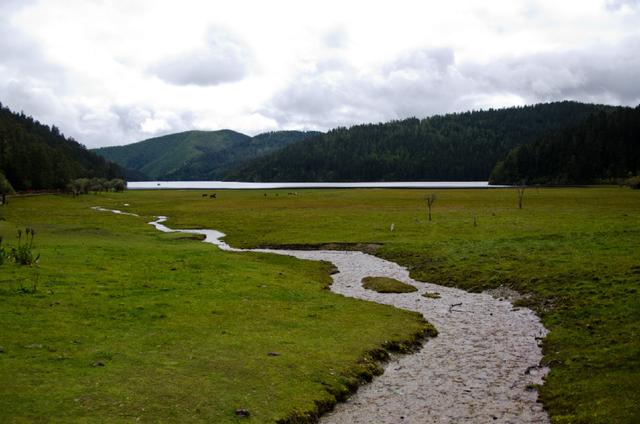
[
  {"x1": 0, "y1": 0, "x2": 638, "y2": 147},
  {"x1": 263, "y1": 38, "x2": 640, "y2": 130},
  {"x1": 148, "y1": 26, "x2": 253, "y2": 86}
]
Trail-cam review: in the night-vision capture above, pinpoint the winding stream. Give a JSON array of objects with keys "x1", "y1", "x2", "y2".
[{"x1": 97, "y1": 207, "x2": 550, "y2": 423}]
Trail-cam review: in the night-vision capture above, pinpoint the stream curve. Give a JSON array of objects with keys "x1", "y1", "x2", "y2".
[{"x1": 96, "y1": 208, "x2": 550, "y2": 423}]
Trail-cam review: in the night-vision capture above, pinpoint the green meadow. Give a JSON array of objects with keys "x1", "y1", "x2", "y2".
[
  {"x1": 0, "y1": 194, "x2": 430, "y2": 423},
  {"x1": 1, "y1": 187, "x2": 639, "y2": 423}
]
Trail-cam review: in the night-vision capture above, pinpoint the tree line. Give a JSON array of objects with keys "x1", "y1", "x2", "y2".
[
  {"x1": 67, "y1": 178, "x2": 126, "y2": 195},
  {"x1": 0, "y1": 102, "x2": 123, "y2": 191},
  {"x1": 229, "y1": 102, "x2": 611, "y2": 182},
  {"x1": 3, "y1": 99, "x2": 638, "y2": 191},
  {"x1": 490, "y1": 106, "x2": 640, "y2": 185}
]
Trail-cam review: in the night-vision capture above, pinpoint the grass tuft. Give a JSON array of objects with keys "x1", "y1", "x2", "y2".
[{"x1": 362, "y1": 276, "x2": 418, "y2": 293}]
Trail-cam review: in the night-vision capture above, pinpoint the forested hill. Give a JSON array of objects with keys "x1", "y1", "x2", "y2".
[
  {"x1": 0, "y1": 103, "x2": 122, "y2": 191},
  {"x1": 229, "y1": 102, "x2": 611, "y2": 182},
  {"x1": 165, "y1": 130, "x2": 322, "y2": 180},
  {"x1": 490, "y1": 106, "x2": 640, "y2": 185},
  {"x1": 93, "y1": 130, "x2": 321, "y2": 180}
]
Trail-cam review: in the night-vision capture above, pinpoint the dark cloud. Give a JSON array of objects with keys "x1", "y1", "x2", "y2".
[
  {"x1": 465, "y1": 37, "x2": 640, "y2": 104},
  {"x1": 262, "y1": 48, "x2": 468, "y2": 129},
  {"x1": 148, "y1": 27, "x2": 253, "y2": 86},
  {"x1": 1, "y1": 1, "x2": 638, "y2": 148},
  {"x1": 262, "y1": 39, "x2": 640, "y2": 130}
]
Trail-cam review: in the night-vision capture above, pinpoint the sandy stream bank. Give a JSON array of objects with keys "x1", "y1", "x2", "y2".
[{"x1": 95, "y1": 207, "x2": 550, "y2": 423}]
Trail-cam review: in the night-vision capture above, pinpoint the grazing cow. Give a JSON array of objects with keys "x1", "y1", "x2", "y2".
[
  {"x1": 202, "y1": 194, "x2": 207, "y2": 197},
  {"x1": 210, "y1": 194, "x2": 217, "y2": 198}
]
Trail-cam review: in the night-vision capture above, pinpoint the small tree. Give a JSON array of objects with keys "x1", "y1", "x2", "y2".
[
  {"x1": 516, "y1": 182, "x2": 526, "y2": 209},
  {"x1": 111, "y1": 179, "x2": 126, "y2": 192},
  {"x1": 102, "y1": 179, "x2": 115, "y2": 192},
  {"x1": 68, "y1": 178, "x2": 89, "y2": 196},
  {"x1": 10, "y1": 227, "x2": 39, "y2": 265},
  {"x1": 625, "y1": 176, "x2": 640, "y2": 189},
  {"x1": 426, "y1": 193, "x2": 436, "y2": 221},
  {"x1": 0, "y1": 236, "x2": 5, "y2": 266},
  {"x1": 89, "y1": 177, "x2": 108, "y2": 193},
  {"x1": 0, "y1": 171, "x2": 15, "y2": 205}
]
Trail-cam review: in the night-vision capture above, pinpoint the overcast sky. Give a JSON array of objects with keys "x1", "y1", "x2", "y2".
[{"x1": 1, "y1": 0, "x2": 639, "y2": 148}]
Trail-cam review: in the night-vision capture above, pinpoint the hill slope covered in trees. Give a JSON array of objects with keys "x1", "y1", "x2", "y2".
[
  {"x1": 93, "y1": 130, "x2": 321, "y2": 180},
  {"x1": 0, "y1": 102, "x2": 122, "y2": 191},
  {"x1": 229, "y1": 102, "x2": 611, "y2": 182},
  {"x1": 490, "y1": 106, "x2": 640, "y2": 185}
]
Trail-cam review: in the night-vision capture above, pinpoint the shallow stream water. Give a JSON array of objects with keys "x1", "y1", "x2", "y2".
[{"x1": 96, "y1": 207, "x2": 550, "y2": 423}]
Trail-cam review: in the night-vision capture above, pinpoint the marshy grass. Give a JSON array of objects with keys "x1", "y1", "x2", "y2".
[{"x1": 1, "y1": 186, "x2": 639, "y2": 423}]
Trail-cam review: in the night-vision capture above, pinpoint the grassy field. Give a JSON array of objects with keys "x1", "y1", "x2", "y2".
[
  {"x1": 0, "y1": 194, "x2": 430, "y2": 423},
  {"x1": 1, "y1": 187, "x2": 639, "y2": 423}
]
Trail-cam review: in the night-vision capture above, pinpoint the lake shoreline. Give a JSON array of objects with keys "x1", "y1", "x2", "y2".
[{"x1": 127, "y1": 181, "x2": 506, "y2": 190}]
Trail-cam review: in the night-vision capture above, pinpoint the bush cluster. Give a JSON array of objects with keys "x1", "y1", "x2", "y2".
[
  {"x1": 0, "y1": 236, "x2": 5, "y2": 266},
  {"x1": 68, "y1": 178, "x2": 126, "y2": 195},
  {"x1": 0, "y1": 228, "x2": 39, "y2": 266},
  {"x1": 625, "y1": 176, "x2": 640, "y2": 189}
]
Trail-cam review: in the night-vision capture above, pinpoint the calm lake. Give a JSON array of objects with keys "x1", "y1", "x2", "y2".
[{"x1": 127, "y1": 181, "x2": 502, "y2": 190}]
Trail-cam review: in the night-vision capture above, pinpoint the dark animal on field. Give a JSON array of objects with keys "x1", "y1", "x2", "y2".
[{"x1": 210, "y1": 194, "x2": 217, "y2": 198}]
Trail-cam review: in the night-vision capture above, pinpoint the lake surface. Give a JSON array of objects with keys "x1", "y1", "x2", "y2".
[{"x1": 127, "y1": 181, "x2": 503, "y2": 190}]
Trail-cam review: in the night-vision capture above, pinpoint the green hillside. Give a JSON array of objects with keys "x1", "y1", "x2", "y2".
[
  {"x1": 230, "y1": 102, "x2": 612, "y2": 182},
  {"x1": 0, "y1": 102, "x2": 122, "y2": 191},
  {"x1": 490, "y1": 105, "x2": 640, "y2": 185},
  {"x1": 93, "y1": 130, "x2": 320, "y2": 180},
  {"x1": 93, "y1": 130, "x2": 249, "y2": 180}
]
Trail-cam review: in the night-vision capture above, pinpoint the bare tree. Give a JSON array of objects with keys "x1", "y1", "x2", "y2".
[
  {"x1": 426, "y1": 194, "x2": 436, "y2": 221},
  {"x1": 516, "y1": 182, "x2": 526, "y2": 209}
]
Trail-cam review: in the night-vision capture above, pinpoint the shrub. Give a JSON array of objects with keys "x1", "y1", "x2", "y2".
[
  {"x1": 111, "y1": 179, "x2": 126, "y2": 192},
  {"x1": 0, "y1": 171, "x2": 15, "y2": 205},
  {"x1": 625, "y1": 176, "x2": 640, "y2": 189},
  {"x1": 0, "y1": 236, "x2": 5, "y2": 266},
  {"x1": 68, "y1": 178, "x2": 126, "y2": 195},
  {"x1": 10, "y1": 228, "x2": 40, "y2": 265},
  {"x1": 361, "y1": 276, "x2": 418, "y2": 293},
  {"x1": 68, "y1": 178, "x2": 90, "y2": 195}
]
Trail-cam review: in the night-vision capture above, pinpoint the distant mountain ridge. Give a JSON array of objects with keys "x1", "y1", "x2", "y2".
[
  {"x1": 93, "y1": 130, "x2": 321, "y2": 180},
  {"x1": 0, "y1": 102, "x2": 123, "y2": 190},
  {"x1": 230, "y1": 102, "x2": 613, "y2": 182}
]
